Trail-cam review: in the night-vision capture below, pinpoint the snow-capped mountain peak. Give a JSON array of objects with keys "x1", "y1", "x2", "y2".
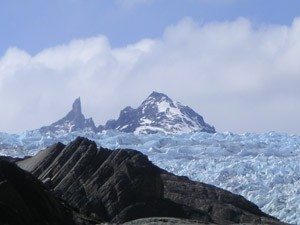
[
  {"x1": 140, "y1": 91, "x2": 177, "y2": 113},
  {"x1": 104, "y1": 91, "x2": 215, "y2": 134}
]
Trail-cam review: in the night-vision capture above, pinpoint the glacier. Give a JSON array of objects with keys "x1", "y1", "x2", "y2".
[{"x1": 0, "y1": 130, "x2": 299, "y2": 224}]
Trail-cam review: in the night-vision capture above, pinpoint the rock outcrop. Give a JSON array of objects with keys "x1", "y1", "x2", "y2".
[{"x1": 18, "y1": 137, "x2": 284, "y2": 224}]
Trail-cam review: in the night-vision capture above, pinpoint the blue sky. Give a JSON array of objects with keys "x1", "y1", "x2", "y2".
[
  {"x1": 1, "y1": 0, "x2": 300, "y2": 55},
  {"x1": 1, "y1": 0, "x2": 300, "y2": 134}
]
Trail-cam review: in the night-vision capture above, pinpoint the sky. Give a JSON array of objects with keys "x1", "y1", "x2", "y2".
[{"x1": 1, "y1": 0, "x2": 300, "y2": 134}]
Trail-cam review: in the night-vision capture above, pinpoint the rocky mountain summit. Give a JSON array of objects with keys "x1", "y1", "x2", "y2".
[
  {"x1": 14, "y1": 137, "x2": 285, "y2": 225},
  {"x1": 103, "y1": 91, "x2": 215, "y2": 134},
  {"x1": 38, "y1": 97, "x2": 97, "y2": 134}
]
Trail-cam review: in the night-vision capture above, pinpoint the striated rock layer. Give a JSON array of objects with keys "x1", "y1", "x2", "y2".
[{"x1": 17, "y1": 137, "x2": 285, "y2": 224}]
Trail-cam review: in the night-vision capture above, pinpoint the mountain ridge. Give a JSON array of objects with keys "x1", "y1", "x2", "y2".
[{"x1": 35, "y1": 92, "x2": 215, "y2": 135}]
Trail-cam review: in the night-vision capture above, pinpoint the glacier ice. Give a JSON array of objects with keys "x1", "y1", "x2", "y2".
[{"x1": 0, "y1": 130, "x2": 299, "y2": 224}]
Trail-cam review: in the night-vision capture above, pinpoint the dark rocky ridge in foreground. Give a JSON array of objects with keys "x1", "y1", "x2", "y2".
[
  {"x1": 16, "y1": 137, "x2": 285, "y2": 224},
  {"x1": 0, "y1": 159, "x2": 75, "y2": 225}
]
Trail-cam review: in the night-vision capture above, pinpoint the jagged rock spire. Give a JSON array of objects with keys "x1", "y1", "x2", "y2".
[
  {"x1": 72, "y1": 97, "x2": 82, "y2": 115},
  {"x1": 39, "y1": 97, "x2": 97, "y2": 133}
]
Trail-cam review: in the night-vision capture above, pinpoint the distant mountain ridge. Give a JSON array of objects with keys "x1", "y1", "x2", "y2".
[{"x1": 35, "y1": 92, "x2": 215, "y2": 135}]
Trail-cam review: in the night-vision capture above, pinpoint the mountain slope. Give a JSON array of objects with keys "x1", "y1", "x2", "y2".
[
  {"x1": 17, "y1": 137, "x2": 284, "y2": 224},
  {"x1": 103, "y1": 91, "x2": 215, "y2": 134}
]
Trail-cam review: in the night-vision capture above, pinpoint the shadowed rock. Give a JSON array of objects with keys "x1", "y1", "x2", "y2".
[{"x1": 0, "y1": 159, "x2": 75, "y2": 225}]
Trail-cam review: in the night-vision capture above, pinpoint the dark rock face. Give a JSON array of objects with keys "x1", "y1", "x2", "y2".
[
  {"x1": 0, "y1": 159, "x2": 75, "y2": 225},
  {"x1": 18, "y1": 137, "x2": 284, "y2": 224},
  {"x1": 102, "y1": 91, "x2": 216, "y2": 134},
  {"x1": 39, "y1": 98, "x2": 97, "y2": 134}
]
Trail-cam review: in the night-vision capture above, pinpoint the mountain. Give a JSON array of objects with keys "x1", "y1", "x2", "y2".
[
  {"x1": 31, "y1": 92, "x2": 215, "y2": 135},
  {"x1": 38, "y1": 97, "x2": 97, "y2": 134},
  {"x1": 103, "y1": 91, "x2": 215, "y2": 134},
  {"x1": 16, "y1": 137, "x2": 284, "y2": 224}
]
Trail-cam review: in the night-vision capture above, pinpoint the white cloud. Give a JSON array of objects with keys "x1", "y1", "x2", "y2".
[{"x1": 1, "y1": 17, "x2": 300, "y2": 134}]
